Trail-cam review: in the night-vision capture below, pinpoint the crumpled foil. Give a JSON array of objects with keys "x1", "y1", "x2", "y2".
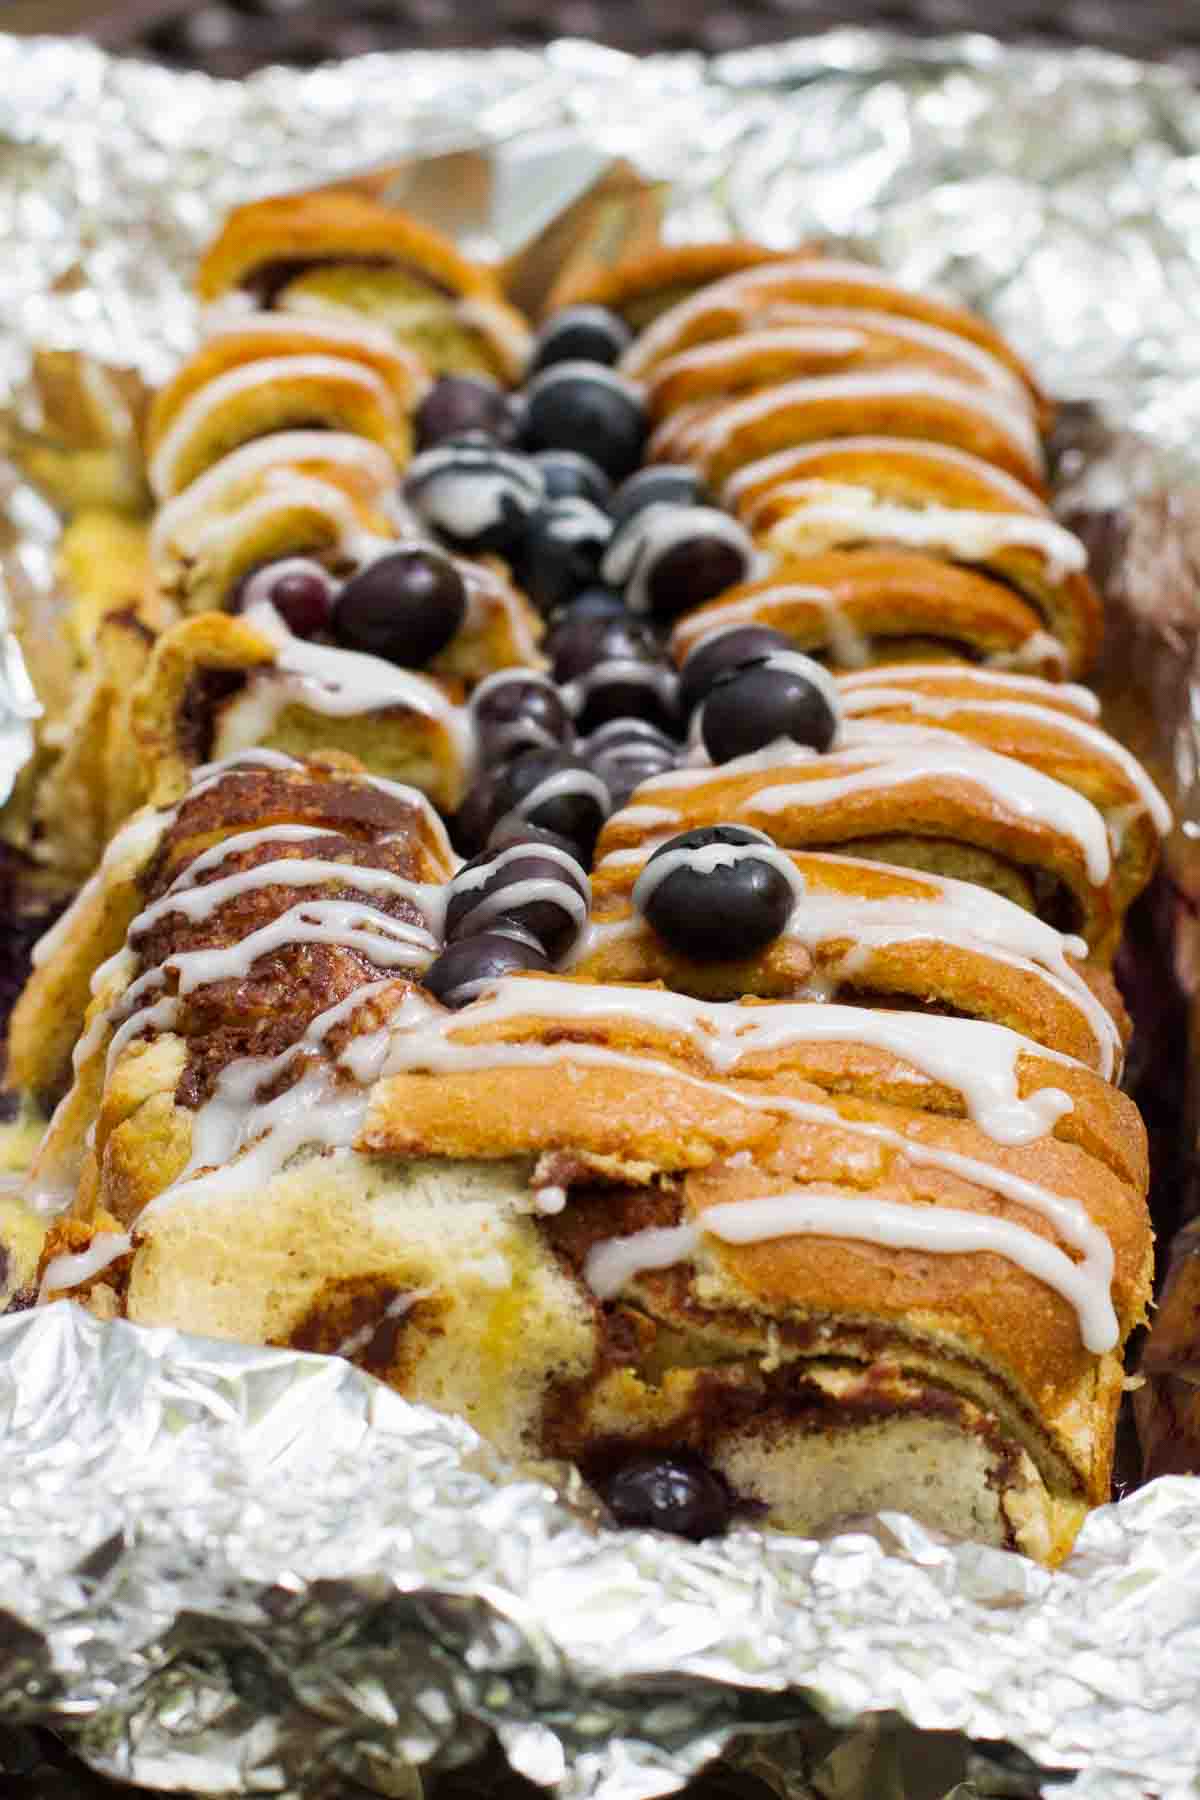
[{"x1": 2, "y1": 25, "x2": 1200, "y2": 1800}]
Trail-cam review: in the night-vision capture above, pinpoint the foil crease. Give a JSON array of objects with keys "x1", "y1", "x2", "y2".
[{"x1": 1, "y1": 24, "x2": 1200, "y2": 1800}]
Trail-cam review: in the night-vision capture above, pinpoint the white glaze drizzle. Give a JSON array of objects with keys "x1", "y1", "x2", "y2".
[
  {"x1": 581, "y1": 849, "x2": 1121, "y2": 1078},
  {"x1": 760, "y1": 481, "x2": 1086, "y2": 582},
  {"x1": 837, "y1": 684, "x2": 1171, "y2": 836},
  {"x1": 201, "y1": 308, "x2": 424, "y2": 379},
  {"x1": 686, "y1": 369, "x2": 1044, "y2": 479},
  {"x1": 372, "y1": 976, "x2": 1074, "y2": 1146},
  {"x1": 723, "y1": 434, "x2": 1049, "y2": 516},
  {"x1": 149, "y1": 355, "x2": 400, "y2": 499},
  {"x1": 150, "y1": 431, "x2": 397, "y2": 562},
  {"x1": 129, "y1": 852, "x2": 443, "y2": 939},
  {"x1": 583, "y1": 1187, "x2": 1114, "y2": 1353},
  {"x1": 633, "y1": 722, "x2": 1113, "y2": 886},
  {"x1": 650, "y1": 311, "x2": 1031, "y2": 412},
  {"x1": 353, "y1": 980, "x2": 1115, "y2": 1349},
  {"x1": 40, "y1": 1232, "x2": 132, "y2": 1297},
  {"x1": 213, "y1": 600, "x2": 475, "y2": 775},
  {"x1": 836, "y1": 662, "x2": 1100, "y2": 718},
  {"x1": 622, "y1": 256, "x2": 1033, "y2": 386}
]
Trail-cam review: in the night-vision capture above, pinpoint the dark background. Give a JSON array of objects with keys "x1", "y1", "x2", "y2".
[{"x1": 4, "y1": 0, "x2": 1200, "y2": 81}]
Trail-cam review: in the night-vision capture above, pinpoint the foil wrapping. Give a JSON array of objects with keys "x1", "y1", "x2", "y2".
[{"x1": 1, "y1": 25, "x2": 1200, "y2": 1800}]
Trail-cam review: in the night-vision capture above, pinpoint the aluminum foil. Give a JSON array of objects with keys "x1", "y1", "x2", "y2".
[{"x1": 3, "y1": 25, "x2": 1200, "y2": 1800}]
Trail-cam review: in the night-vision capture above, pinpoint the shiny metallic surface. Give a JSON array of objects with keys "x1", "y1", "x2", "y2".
[{"x1": 0, "y1": 28, "x2": 1199, "y2": 1800}]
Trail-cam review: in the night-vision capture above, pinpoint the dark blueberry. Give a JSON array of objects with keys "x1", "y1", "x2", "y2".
[
  {"x1": 583, "y1": 718, "x2": 679, "y2": 808},
  {"x1": 331, "y1": 548, "x2": 466, "y2": 667},
  {"x1": 597, "y1": 1452, "x2": 734, "y2": 1540},
  {"x1": 552, "y1": 609, "x2": 680, "y2": 734},
  {"x1": 444, "y1": 835, "x2": 590, "y2": 961},
  {"x1": 492, "y1": 749, "x2": 611, "y2": 862},
  {"x1": 532, "y1": 449, "x2": 612, "y2": 507},
  {"x1": 486, "y1": 816, "x2": 588, "y2": 867},
  {"x1": 609, "y1": 464, "x2": 706, "y2": 527},
  {"x1": 424, "y1": 925, "x2": 550, "y2": 1009},
  {"x1": 678, "y1": 625, "x2": 792, "y2": 718},
  {"x1": 549, "y1": 609, "x2": 654, "y2": 686},
  {"x1": 515, "y1": 496, "x2": 613, "y2": 616},
  {"x1": 544, "y1": 590, "x2": 626, "y2": 659},
  {"x1": 231, "y1": 557, "x2": 337, "y2": 639},
  {"x1": 633, "y1": 824, "x2": 798, "y2": 960},
  {"x1": 413, "y1": 375, "x2": 519, "y2": 451},
  {"x1": 523, "y1": 362, "x2": 647, "y2": 483},
  {"x1": 469, "y1": 670, "x2": 573, "y2": 762},
  {"x1": 530, "y1": 305, "x2": 632, "y2": 373},
  {"x1": 701, "y1": 654, "x2": 840, "y2": 763},
  {"x1": 403, "y1": 440, "x2": 545, "y2": 555},
  {"x1": 451, "y1": 773, "x2": 502, "y2": 858},
  {"x1": 604, "y1": 503, "x2": 754, "y2": 623}
]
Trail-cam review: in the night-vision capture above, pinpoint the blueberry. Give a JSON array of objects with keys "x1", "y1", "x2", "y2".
[
  {"x1": 549, "y1": 609, "x2": 655, "y2": 686},
  {"x1": 596, "y1": 1452, "x2": 735, "y2": 1540},
  {"x1": 632, "y1": 824, "x2": 799, "y2": 960},
  {"x1": 552, "y1": 610, "x2": 680, "y2": 735},
  {"x1": 332, "y1": 547, "x2": 466, "y2": 667},
  {"x1": 486, "y1": 816, "x2": 588, "y2": 867},
  {"x1": 424, "y1": 924, "x2": 550, "y2": 1009},
  {"x1": 414, "y1": 375, "x2": 519, "y2": 451},
  {"x1": 523, "y1": 362, "x2": 647, "y2": 483},
  {"x1": 444, "y1": 835, "x2": 590, "y2": 961},
  {"x1": 582, "y1": 718, "x2": 679, "y2": 808},
  {"x1": 530, "y1": 305, "x2": 632, "y2": 372},
  {"x1": 604, "y1": 504, "x2": 754, "y2": 623},
  {"x1": 532, "y1": 449, "x2": 612, "y2": 507},
  {"x1": 678, "y1": 625, "x2": 792, "y2": 719},
  {"x1": 492, "y1": 749, "x2": 611, "y2": 862},
  {"x1": 544, "y1": 589, "x2": 626, "y2": 658},
  {"x1": 232, "y1": 556, "x2": 337, "y2": 640},
  {"x1": 404, "y1": 440, "x2": 545, "y2": 555},
  {"x1": 451, "y1": 773, "x2": 503, "y2": 858},
  {"x1": 609, "y1": 464, "x2": 706, "y2": 527},
  {"x1": 700, "y1": 653, "x2": 841, "y2": 763},
  {"x1": 515, "y1": 496, "x2": 613, "y2": 615},
  {"x1": 469, "y1": 670, "x2": 573, "y2": 763}
]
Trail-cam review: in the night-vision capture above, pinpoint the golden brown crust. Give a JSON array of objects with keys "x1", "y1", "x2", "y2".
[
  {"x1": 577, "y1": 848, "x2": 1127, "y2": 1071},
  {"x1": 597, "y1": 743, "x2": 1121, "y2": 954},
  {"x1": 621, "y1": 256, "x2": 1047, "y2": 418},
  {"x1": 145, "y1": 357, "x2": 411, "y2": 501},
  {"x1": 547, "y1": 242, "x2": 801, "y2": 327},
  {"x1": 649, "y1": 378, "x2": 1046, "y2": 495},
  {"x1": 360, "y1": 979, "x2": 1147, "y2": 1188},
  {"x1": 715, "y1": 438, "x2": 1103, "y2": 676},
  {"x1": 834, "y1": 667, "x2": 1160, "y2": 912},
  {"x1": 644, "y1": 321, "x2": 1025, "y2": 422},
  {"x1": 668, "y1": 549, "x2": 1063, "y2": 673},
  {"x1": 196, "y1": 191, "x2": 504, "y2": 305},
  {"x1": 131, "y1": 612, "x2": 470, "y2": 816},
  {"x1": 144, "y1": 321, "x2": 424, "y2": 456}
]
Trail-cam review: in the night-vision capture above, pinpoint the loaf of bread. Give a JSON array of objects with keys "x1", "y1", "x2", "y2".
[{"x1": 2, "y1": 197, "x2": 1171, "y2": 1567}]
